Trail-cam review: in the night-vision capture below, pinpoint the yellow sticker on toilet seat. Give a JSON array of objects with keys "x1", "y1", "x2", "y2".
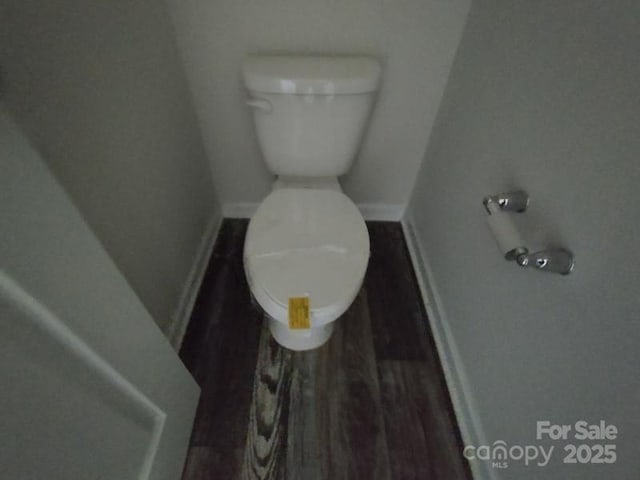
[{"x1": 289, "y1": 297, "x2": 310, "y2": 329}]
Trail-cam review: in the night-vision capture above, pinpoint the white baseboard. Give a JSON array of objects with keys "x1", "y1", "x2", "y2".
[
  {"x1": 223, "y1": 201, "x2": 405, "y2": 221},
  {"x1": 401, "y1": 210, "x2": 497, "y2": 480},
  {"x1": 222, "y1": 202, "x2": 259, "y2": 219},
  {"x1": 167, "y1": 212, "x2": 223, "y2": 351},
  {"x1": 357, "y1": 203, "x2": 405, "y2": 221}
]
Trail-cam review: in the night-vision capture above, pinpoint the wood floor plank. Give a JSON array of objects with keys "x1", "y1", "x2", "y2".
[
  {"x1": 312, "y1": 290, "x2": 391, "y2": 480},
  {"x1": 285, "y1": 349, "x2": 323, "y2": 480},
  {"x1": 378, "y1": 360, "x2": 471, "y2": 479},
  {"x1": 365, "y1": 222, "x2": 432, "y2": 361},
  {"x1": 181, "y1": 219, "x2": 262, "y2": 457},
  {"x1": 182, "y1": 447, "x2": 244, "y2": 480},
  {"x1": 181, "y1": 219, "x2": 255, "y2": 385},
  {"x1": 242, "y1": 324, "x2": 293, "y2": 479}
]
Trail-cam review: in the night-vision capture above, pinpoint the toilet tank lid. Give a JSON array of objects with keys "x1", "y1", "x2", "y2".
[{"x1": 242, "y1": 55, "x2": 381, "y2": 95}]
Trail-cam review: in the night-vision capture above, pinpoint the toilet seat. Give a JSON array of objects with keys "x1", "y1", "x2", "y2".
[{"x1": 244, "y1": 188, "x2": 369, "y2": 326}]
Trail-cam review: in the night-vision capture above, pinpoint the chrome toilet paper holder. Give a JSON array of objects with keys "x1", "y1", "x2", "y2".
[{"x1": 483, "y1": 190, "x2": 575, "y2": 275}]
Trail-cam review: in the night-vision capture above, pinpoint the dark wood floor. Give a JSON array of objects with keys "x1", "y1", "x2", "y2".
[{"x1": 179, "y1": 219, "x2": 471, "y2": 479}]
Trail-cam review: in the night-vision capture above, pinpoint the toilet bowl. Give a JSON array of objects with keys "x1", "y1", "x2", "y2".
[
  {"x1": 244, "y1": 182, "x2": 369, "y2": 350},
  {"x1": 242, "y1": 55, "x2": 381, "y2": 350}
]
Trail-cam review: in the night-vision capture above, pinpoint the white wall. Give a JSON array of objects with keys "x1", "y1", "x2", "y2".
[
  {"x1": 0, "y1": 0, "x2": 220, "y2": 339},
  {"x1": 165, "y1": 0, "x2": 470, "y2": 215},
  {"x1": 406, "y1": 1, "x2": 640, "y2": 478}
]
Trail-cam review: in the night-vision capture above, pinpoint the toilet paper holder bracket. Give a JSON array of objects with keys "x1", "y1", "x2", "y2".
[
  {"x1": 483, "y1": 190, "x2": 575, "y2": 275},
  {"x1": 515, "y1": 248, "x2": 574, "y2": 275}
]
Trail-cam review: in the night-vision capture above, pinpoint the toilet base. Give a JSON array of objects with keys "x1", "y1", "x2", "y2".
[{"x1": 268, "y1": 317, "x2": 334, "y2": 351}]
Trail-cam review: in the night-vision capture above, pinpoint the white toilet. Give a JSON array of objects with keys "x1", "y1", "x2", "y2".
[{"x1": 242, "y1": 55, "x2": 381, "y2": 351}]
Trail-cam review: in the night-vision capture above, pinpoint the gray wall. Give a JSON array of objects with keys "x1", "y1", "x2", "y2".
[
  {"x1": 165, "y1": 0, "x2": 470, "y2": 213},
  {"x1": 406, "y1": 1, "x2": 640, "y2": 478},
  {"x1": 0, "y1": 0, "x2": 219, "y2": 336}
]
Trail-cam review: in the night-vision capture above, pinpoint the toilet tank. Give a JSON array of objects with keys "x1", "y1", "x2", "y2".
[{"x1": 242, "y1": 55, "x2": 381, "y2": 177}]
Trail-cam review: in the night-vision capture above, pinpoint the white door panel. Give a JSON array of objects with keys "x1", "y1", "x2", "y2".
[
  {"x1": 1, "y1": 275, "x2": 162, "y2": 479},
  {"x1": 0, "y1": 105, "x2": 199, "y2": 479}
]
